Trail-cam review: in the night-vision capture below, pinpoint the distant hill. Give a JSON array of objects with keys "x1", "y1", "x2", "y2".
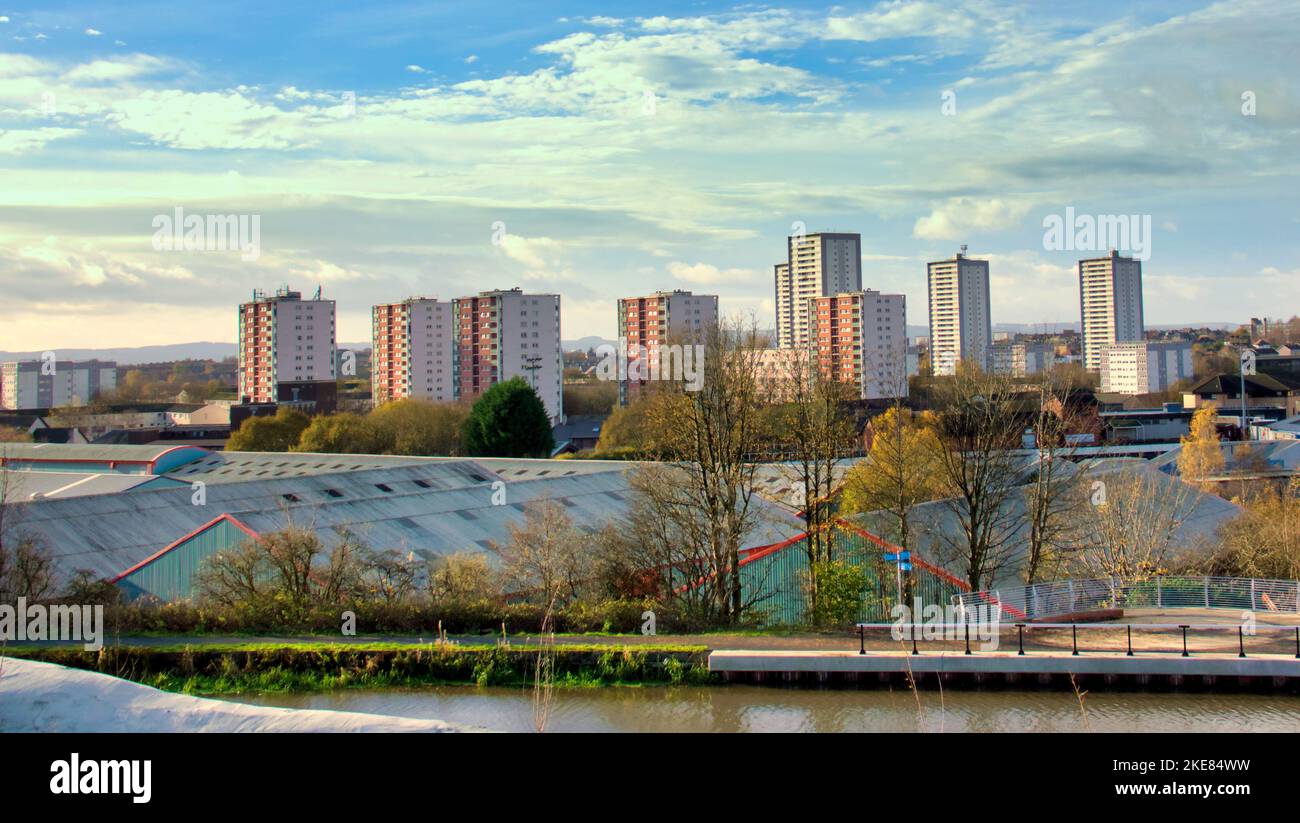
[
  {"x1": 563, "y1": 336, "x2": 617, "y2": 351},
  {"x1": 0, "y1": 342, "x2": 237, "y2": 365},
  {"x1": 0, "y1": 341, "x2": 374, "y2": 366}
]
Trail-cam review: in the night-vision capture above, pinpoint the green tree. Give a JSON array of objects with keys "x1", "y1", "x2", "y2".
[
  {"x1": 805, "y1": 560, "x2": 870, "y2": 627},
  {"x1": 227, "y1": 407, "x2": 310, "y2": 452},
  {"x1": 461, "y1": 378, "x2": 555, "y2": 457}
]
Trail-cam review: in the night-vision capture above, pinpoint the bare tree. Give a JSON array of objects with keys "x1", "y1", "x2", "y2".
[
  {"x1": 1069, "y1": 465, "x2": 1199, "y2": 580},
  {"x1": 928, "y1": 366, "x2": 1026, "y2": 590},
  {"x1": 427, "y1": 553, "x2": 500, "y2": 603},
  {"x1": 1021, "y1": 372, "x2": 1093, "y2": 583},
  {"x1": 491, "y1": 500, "x2": 583, "y2": 606},
  {"x1": 360, "y1": 548, "x2": 421, "y2": 604},
  {"x1": 768, "y1": 346, "x2": 857, "y2": 611},
  {"x1": 645, "y1": 317, "x2": 766, "y2": 623}
]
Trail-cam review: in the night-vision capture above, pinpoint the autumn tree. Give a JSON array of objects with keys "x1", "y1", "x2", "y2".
[
  {"x1": 840, "y1": 408, "x2": 945, "y2": 552},
  {"x1": 1177, "y1": 404, "x2": 1225, "y2": 489},
  {"x1": 370, "y1": 398, "x2": 468, "y2": 456},
  {"x1": 227, "y1": 407, "x2": 311, "y2": 452},
  {"x1": 1201, "y1": 477, "x2": 1300, "y2": 579},
  {"x1": 295, "y1": 412, "x2": 389, "y2": 454}
]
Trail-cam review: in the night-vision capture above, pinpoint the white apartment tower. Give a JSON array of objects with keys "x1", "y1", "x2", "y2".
[
  {"x1": 453, "y1": 288, "x2": 563, "y2": 423},
  {"x1": 372, "y1": 298, "x2": 454, "y2": 405},
  {"x1": 927, "y1": 249, "x2": 992, "y2": 375},
  {"x1": 1079, "y1": 251, "x2": 1144, "y2": 372},
  {"x1": 775, "y1": 232, "x2": 862, "y2": 349},
  {"x1": 238, "y1": 287, "x2": 337, "y2": 405}
]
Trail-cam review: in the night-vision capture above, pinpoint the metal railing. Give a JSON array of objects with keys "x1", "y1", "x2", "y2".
[
  {"x1": 854, "y1": 621, "x2": 1300, "y2": 658},
  {"x1": 953, "y1": 576, "x2": 1300, "y2": 621}
]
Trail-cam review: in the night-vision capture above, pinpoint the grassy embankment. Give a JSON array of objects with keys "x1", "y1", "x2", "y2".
[{"x1": 1, "y1": 642, "x2": 716, "y2": 695}]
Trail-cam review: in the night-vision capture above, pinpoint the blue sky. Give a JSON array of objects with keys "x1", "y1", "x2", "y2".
[{"x1": 0, "y1": 0, "x2": 1297, "y2": 347}]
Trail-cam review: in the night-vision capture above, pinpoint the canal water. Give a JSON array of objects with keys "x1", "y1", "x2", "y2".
[{"x1": 234, "y1": 686, "x2": 1300, "y2": 732}]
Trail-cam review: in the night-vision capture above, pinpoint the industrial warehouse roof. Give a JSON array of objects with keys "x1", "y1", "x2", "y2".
[
  {"x1": 1150, "y1": 439, "x2": 1300, "y2": 474},
  {"x1": 0, "y1": 442, "x2": 209, "y2": 474},
  {"x1": 0, "y1": 469, "x2": 184, "y2": 500},
  {"x1": 847, "y1": 461, "x2": 1242, "y2": 590},
  {"x1": 161, "y1": 450, "x2": 629, "y2": 484},
  {"x1": 12, "y1": 459, "x2": 805, "y2": 586}
]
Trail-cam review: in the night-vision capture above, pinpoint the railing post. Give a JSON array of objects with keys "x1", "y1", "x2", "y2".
[
  {"x1": 1180, "y1": 624, "x2": 1190, "y2": 657},
  {"x1": 1032, "y1": 586, "x2": 1041, "y2": 620},
  {"x1": 1239, "y1": 626, "x2": 1246, "y2": 659},
  {"x1": 1016, "y1": 623, "x2": 1025, "y2": 656},
  {"x1": 1068, "y1": 579, "x2": 1076, "y2": 612},
  {"x1": 1072, "y1": 624, "x2": 1079, "y2": 656},
  {"x1": 1157, "y1": 576, "x2": 1163, "y2": 608},
  {"x1": 1250, "y1": 578, "x2": 1257, "y2": 611},
  {"x1": 859, "y1": 625, "x2": 865, "y2": 656},
  {"x1": 1204, "y1": 578, "x2": 1210, "y2": 609},
  {"x1": 1126, "y1": 625, "x2": 1133, "y2": 657}
]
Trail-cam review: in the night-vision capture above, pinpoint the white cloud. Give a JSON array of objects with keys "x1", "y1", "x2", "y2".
[
  {"x1": 85, "y1": 28, "x2": 102, "y2": 37},
  {"x1": 913, "y1": 198, "x2": 1033, "y2": 241},
  {"x1": 62, "y1": 54, "x2": 173, "y2": 83},
  {"x1": 667, "y1": 261, "x2": 757, "y2": 285},
  {"x1": 0, "y1": 127, "x2": 80, "y2": 154},
  {"x1": 499, "y1": 234, "x2": 563, "y2": 271}
]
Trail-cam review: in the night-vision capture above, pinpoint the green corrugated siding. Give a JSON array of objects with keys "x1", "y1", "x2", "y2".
[
  {"x1": 741, "y1": 526, "x2": 965, "y2": 626},
  {"x1": 118, "y1": 519, "x2": 249, "y2": 601}
]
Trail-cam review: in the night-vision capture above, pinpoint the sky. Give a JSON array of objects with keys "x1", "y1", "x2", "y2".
[{"x1": 0, "y1": 0, "x2": 1297, "y2": 349}]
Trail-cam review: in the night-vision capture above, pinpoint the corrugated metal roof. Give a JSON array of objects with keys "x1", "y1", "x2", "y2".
[
  {"x1": 0, "y1": 469, "x2": 160, "y2": 500},
  {"x1": 0, "y1": 443, "x2": 203, "y2": 464},
  {"x1": 13, "y1": 460, "x2": 806, "y2": 586},
  {"x1": 1150, "y1": 440, "x2": 1300, "y2": 472},
  {"x1": 847, "y1": 462, "x2": 1242, "y2": 590},
  {"x1": 162, "y1": 451, "x2": 629, "y2": 484}
]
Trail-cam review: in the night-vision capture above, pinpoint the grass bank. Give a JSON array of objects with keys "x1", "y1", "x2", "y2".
[{"x1": 2, "y1": 642, "x2": 717, "y2": 695}]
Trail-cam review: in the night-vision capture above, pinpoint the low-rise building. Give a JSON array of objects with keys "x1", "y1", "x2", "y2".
[
  {"x1": 1100, "y1": 340, "x2": 1193, "y2": 395},
  {"x1": 991, "y1": 341, "x2": 1055, "y2": 377}
]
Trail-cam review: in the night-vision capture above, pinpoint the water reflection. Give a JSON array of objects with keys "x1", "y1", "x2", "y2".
[{"x1": 231, "y1": 686, "x2": 1300, "y2": 733}]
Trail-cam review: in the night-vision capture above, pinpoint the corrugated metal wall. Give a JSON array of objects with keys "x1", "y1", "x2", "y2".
[
  {"x1": 741, "y1": 526, "x2": 965, "y2": 626},
  {"x1": 118, "y1": 518, "x2": 251, "y2": 602}
]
